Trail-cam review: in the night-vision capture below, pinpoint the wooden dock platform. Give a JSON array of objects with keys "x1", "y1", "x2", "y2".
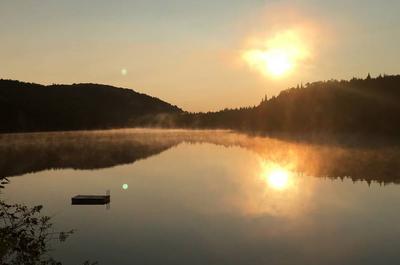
[{"x1": 71, "y1": 195, "x2": 110, "y2": 205}]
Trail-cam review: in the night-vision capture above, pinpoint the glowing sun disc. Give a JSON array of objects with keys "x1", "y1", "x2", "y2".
[{"x1": 242, "y1": 30, "x2": 310, "y2": 78}]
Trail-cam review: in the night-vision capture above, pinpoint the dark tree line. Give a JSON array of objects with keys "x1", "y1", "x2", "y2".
[
  {"x1": 1, "y1": 75, "x2": 400, "y2": 136},
  {"x1": 173, "y1": 74, "x2": 400, "y2": 136},
  {"x1": 0, "y1": 80, "x2": 181, "y2": 133}
]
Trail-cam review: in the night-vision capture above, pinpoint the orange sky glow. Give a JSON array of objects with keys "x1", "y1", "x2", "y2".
[{"x1": 1, "y1": 1, "x2": 399, "y2": 111}]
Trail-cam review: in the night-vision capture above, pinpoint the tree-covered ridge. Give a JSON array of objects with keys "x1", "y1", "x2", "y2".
[
  {"x1": 1, "y1": 75, "x2": 400, "y2": 135},
  {"x1": 177, "y1": 75, "x2": 400, "y2": 135},
  {"x1": 0, "y1": 80, "x2": 182, "y2": 133}
]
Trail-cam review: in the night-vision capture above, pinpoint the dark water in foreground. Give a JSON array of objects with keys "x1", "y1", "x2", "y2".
[{"x1": 1, "y1": 129, "x2": 400, "y2": 265}]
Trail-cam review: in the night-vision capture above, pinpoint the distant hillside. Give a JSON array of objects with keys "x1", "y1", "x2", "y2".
[
  {"x1": 0, "y1": 80, "x2": 182, "y2": 133},
  {"x1": 2, "y1": 75, "x2": 400, "y2": 136},
  {"x1": 176, "y1": 75, "x2": 400, "y2": 136}
]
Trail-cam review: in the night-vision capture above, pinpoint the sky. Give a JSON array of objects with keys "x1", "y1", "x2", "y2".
[{"x1": 1, "y1": 0, "x2": 400, "y2": 112}]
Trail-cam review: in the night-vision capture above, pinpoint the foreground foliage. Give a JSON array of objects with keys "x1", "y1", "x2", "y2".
[
  {"x1": 0, "y1": 201, "x2": 73, "y2": 265},
  {"x1": 0, "y1": 177, "x2": 97, "y2": 265}
]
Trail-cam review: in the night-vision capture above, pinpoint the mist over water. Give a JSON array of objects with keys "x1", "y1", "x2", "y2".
[
  {"x1": 1, "y1": 129, "x2": 399, "y2": 183},
  {"x1": 2, "y1": 129, "x2": 400, "y2": 264}
]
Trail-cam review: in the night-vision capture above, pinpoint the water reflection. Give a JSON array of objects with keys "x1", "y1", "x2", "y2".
[
  {"x1": 0, "y1": 194, "x2": 79, "y2": 264},
  {"x1": 2, "y1": 130, "x2": 400, "y2": 265},
  {"x1": 267, "y1": 168, "x2": 290, "y2": 190},
  {"x1": 1, "y1": 129, "x2": 400, "y2": 184},
  {"x1": 251, "y1": 159, "x2": 316, "y2": 219},
  {"x1": 261, "y1": 162, "x2": 292, "y2": 190},
  {"x1": 0, "y1": 129, "x2": 400, "y2": 183}
]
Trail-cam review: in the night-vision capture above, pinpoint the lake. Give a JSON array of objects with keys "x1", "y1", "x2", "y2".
[{"x1": 1, "y1": 129, "x2": 400, "y2": 265}]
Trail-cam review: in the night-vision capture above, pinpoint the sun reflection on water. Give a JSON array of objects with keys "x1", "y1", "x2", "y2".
[
  {"x1": 261, "y1": 162, "x2": 293, "y2": 191},
  {"x1": 250, "y1": 160, "x2": 313, "y2": 218},
  {"x1": 267, "y1": 168, "x2": 290, "y2": 190}
]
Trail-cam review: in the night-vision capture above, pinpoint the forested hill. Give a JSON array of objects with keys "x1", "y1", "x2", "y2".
[
  {"x1": 0, "y1": 80, "x2": 182, "y2": 133},
  {"x1": 2, "y1": 75, "x2": 400, "y2": 136},
  {"x1": 176, "y1": 75, "x2": 400, "y2": 136}
]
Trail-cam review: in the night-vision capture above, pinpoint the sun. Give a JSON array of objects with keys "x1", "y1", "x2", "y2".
[
  {"x1": 242, "y1": 30, "x2": 310, "y2": 78},
  {"x1": 244, "y1": 49, "x2": 293, "y2": 77}
]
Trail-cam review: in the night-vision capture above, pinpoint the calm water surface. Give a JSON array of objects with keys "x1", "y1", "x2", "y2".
[{"x1": 1, "y1": 129, "x2": 400, "y2": 265}]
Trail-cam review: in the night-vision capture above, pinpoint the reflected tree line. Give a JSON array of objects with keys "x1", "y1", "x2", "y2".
[
  {"x1": 0, "y1": 133, "x2": 110, "y2": 263},
  {"x1": 1, "y1": 129, "x2": 400, "y2": 263},
  {"x1": 0, "y1": 130, "x2": 183, "y2": 178},
  {"x1": 1, "y1": 129, "x2": 400, "y2": 185}
]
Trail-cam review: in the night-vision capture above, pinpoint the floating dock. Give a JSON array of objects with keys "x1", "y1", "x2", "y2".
[{"x1": 71, "y1": 195, "x2": 110, "y2": 205}]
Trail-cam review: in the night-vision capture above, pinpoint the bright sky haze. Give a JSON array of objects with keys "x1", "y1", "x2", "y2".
[{"x1": 1, "y1": 0, "x2": 399, "y2": 111}]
